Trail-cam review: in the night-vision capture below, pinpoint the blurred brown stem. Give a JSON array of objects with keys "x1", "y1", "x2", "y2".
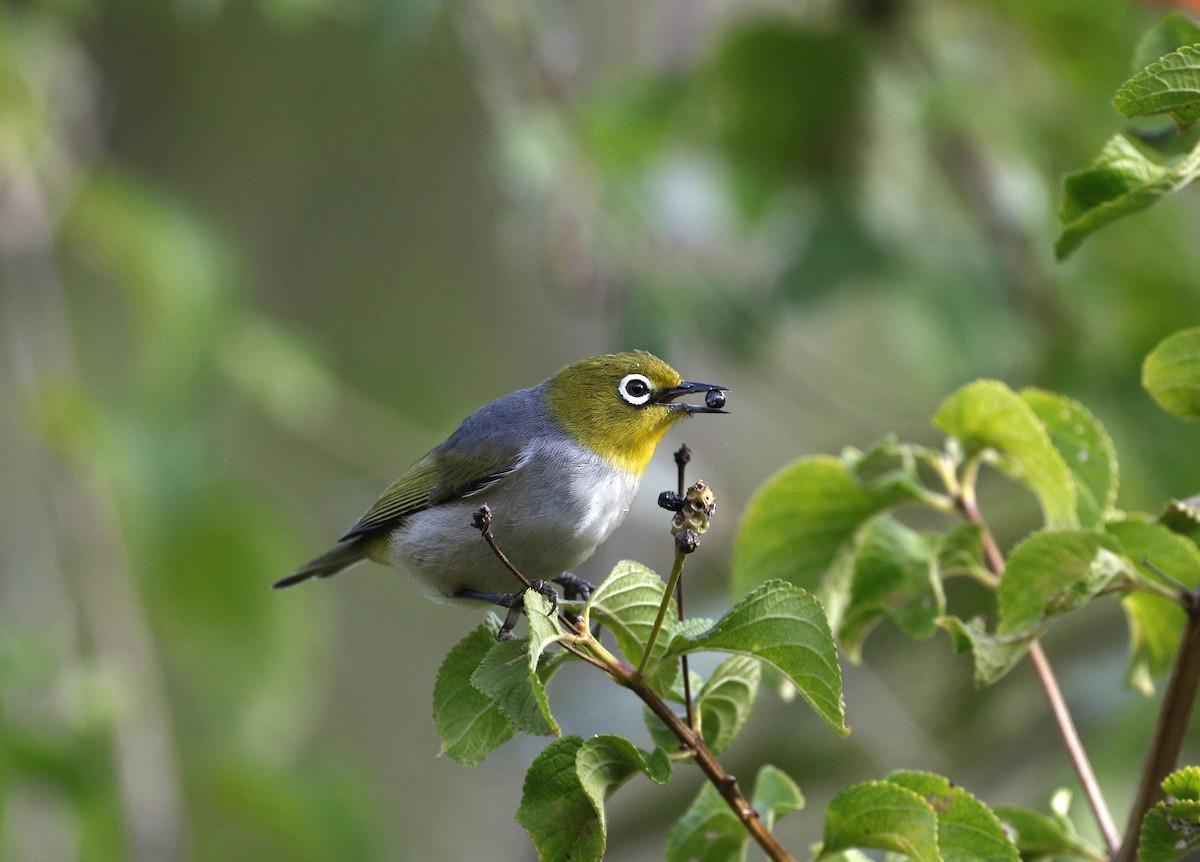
[
  {"x1": 583, "y1": 633, "x2": 794, "y2": 862},
  {"x1": 1115, "y1": 592, "x2": 1200, "y2": 862},
  {"x1": 956, "y1": 489, "x2": 1121, "y2": 856}
]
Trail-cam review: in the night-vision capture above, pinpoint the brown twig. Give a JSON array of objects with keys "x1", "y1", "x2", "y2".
[
  {"x1": 1115, "y1": 589, "x2": 1200, "y2": 862},
  {"x1": 957, "y1": 489, "x2": 1121, "y2": 856},
  {"x1": 630, "y1": 670, "x2": 796, "y2": 862},
  {"x1": 674, "y1": 444, "x2": 696, "y2": 730}
]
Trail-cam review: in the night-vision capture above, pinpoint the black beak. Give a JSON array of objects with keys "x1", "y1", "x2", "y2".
[{"x1": 653, "y1": 381, "x2": 729, "y2": 414}]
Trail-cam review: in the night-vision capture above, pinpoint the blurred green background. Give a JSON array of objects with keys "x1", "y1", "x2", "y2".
[{"x1": 3, "y1": 0, "x2": 1200, "y2": 859}]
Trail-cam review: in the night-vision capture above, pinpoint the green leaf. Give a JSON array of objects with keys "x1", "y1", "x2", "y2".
[
  {"x1": 818, "y1": 780, "x2": 940, "y2": 862},
  {"x1": 516, "y1": 737, "x2": 601, "y2": 861},
  {"x1": 576, "y1": 735, "x2": 671, "y2": 834},
  {"x1": 993, "y1": 802, "x2": 1105, "y2": 861},
  {"x1": 663, "y1": 580, "x2": 847, "y2": 735},
  {"x1": 997, "y1": 531, "x2": 1131, "y2": 635},
  {"x1": 470, "y1": 591, "x2": 563, "y2": 737},
  {"x1": 732, "y1": 455, "x2": 920, "y2": 600},
  {"x1": 433, "y1": 619, "x2": 518, "y2": 766},
  {"x1": 1021, "y1": 389, "x2": 1118, "y2": 528},
  {"x1": 1114, "y1": 44, "x2": 1200, "y2": 127},
  {"x1": 839, "y1": 517, "x2": 943, "y2": 662},
  {"x1": 886, "y1": 771, "x2": 1018, "y2": 862},
  {"x1": 1164, "y1": 765, "x2": 1200, "y2": 799},
  {"x1": 1140, "y1": 767, "x2": 1200, "y2": 862},
  {"x1": 933, "y1": 381, "x2": 1077, "y2": 529},
  {"x1": 751, "y1": 765, "x2": 805, "y2": 829},
  {"x1": 665, "y1": 781, "x2": 745, "y2": 862},
  {"x1": 1132, "y1": 13, "x2": 1200, "y2": 74},
  {"x1": 696, "y1": 655, "x2": 761, "y2": 755},
  {"x1": 585, "y1": 560, "x2": 678, "y2": 694},
  {"x1": 941, "y1": 531, "x2": 1136, "y2": 685},
  {"x1": 1143, "y1": 327, "x2": 1200, "y2": 419},
  {"x1": 1055, "y1": 134, "x2": 1200, "y2": 259},
  {"x1": 1107, "y1": 518, "x2": 1200, "y2": 694},
  {"x1": 517, "y1": 735, "x2": 671, "y2": 862}
]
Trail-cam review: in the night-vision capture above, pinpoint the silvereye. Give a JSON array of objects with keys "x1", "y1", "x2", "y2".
[{"x1": 275, "y1": 351, "x2": 727, "y2": 605}]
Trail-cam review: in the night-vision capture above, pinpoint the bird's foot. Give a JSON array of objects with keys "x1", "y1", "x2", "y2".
[
  {"x1": 454, "y1": 580, "x2": 560, "y2": 640},
  {"x1": 553, "y1": 572, "x2": 595, "y2": 602}
]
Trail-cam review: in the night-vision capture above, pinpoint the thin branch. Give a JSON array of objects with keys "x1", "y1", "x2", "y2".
[
  {"x1": 611, "y1": 647, "x2": 796, "y2": 862},
  {"x1": 1115, "y1": 591, "x2": 1200, "y2": 862},
  {"x1": 674, "y1": 444, "x2": 696, "y2": 730},
  {"x1": 957, "y1": 489, "x2": 1122, "y2": 856}
]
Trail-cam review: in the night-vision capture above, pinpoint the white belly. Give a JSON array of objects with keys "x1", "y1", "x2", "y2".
[{"x1": 383, "y1": 444, "x2": 641, "y2": 601}]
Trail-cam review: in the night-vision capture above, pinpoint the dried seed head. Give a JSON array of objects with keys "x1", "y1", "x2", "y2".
[{"x1": 671, "y1": 480, "x2": 716, "y2": 539}]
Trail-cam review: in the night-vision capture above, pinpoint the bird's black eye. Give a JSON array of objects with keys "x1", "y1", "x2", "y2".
[{"x1": 618, "y1": 373, "x2": 653, "y2": 406}]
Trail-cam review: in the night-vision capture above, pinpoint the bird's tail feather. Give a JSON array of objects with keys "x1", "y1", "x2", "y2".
[{"x1": 273, "y1": 537, "x2": 371, "y2": 589}]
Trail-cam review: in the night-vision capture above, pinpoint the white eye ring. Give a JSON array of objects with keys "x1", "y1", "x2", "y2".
[{"x1": 618, "y1": 373, "x2": 653, "y2": 406}]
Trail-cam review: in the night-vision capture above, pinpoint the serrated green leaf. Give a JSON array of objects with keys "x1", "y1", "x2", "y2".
[
  {"x1": 663, "y1": 580, "x2": 847, "y2": 735},
  {"x1": 1140, "y1": 771, "x2": 1200, "y2": 862},
  {"x1": 993, "y1": 803, "x2": 1105, "y2": 861},
  {"x1": 1021, "y1": 389, "x2": 1118, "y2": 528},
  {"x1": 886, "y1": 771, "x2": 1018, "y2": 862},
  {"x1": 585, "y1": 560, "x2": 678, "y2": 694},
  {"x1": 1114, "y1": 44, "x2": 1200, "y2": 126},
  {"x1": 1143, "y1": 327, "x2": 1200, "y2": 420},
  {"x1": 1107, "y1": 519, "x2": 1199, "y2": 694},
  {"x1": 751, "y1": 765, "x2": 805, "y2": 829},
  {"x1": 516, "y1": 734, "x2": 671, "y2": 862},
  {"x1": 941, "y1": 531, "x2": 1136, "y2": 686},
  {"x1": 577, "y1": 735, "x2": 671, "y2": 835},
  {"x1": 1056, "y1": 134, "x2": 1200, "y2": 259},
  {"x1": 934, "y1": 381, "x2": 1077, "y2": 529},
  {"x1": 433, "y1": 619, "x2": 518, "y2": 766},
  {"x1": 696, "y1": 655, "x2": 761, "y2": 755},
  {"x1": 516, "y1": 737, "x2": 601, "y2": 861},
  {"x1": 1132, "y1": 13, "x2": 1200, "y2": 74},
  {"x1": 471, "y1": 593, "x2": 562, "y2": 737},
  {"x1": 818, "y1": 780, "x2": 940, "y2": 862},
  {"x1": 1165, "y1": 765, "x2": 1200, "y2": 800},
  {"x1": 665, "y1": 780, "x2": 745, "y2": 862},
  {"x1": 839, "y1": 517, "x2": 942, "y2": 662},
  {"x1": 732, "y1": 455, "x2": 921, "y2": 607}
]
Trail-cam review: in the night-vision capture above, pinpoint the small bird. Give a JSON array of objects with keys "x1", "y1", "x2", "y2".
[{"x1": 275, "y1": 351, "x2": 727, "y2": 606}]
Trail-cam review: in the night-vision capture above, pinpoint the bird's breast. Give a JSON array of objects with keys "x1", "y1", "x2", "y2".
[{"x1": 384, "y1": 439, "x2": 642, "y2": 599}]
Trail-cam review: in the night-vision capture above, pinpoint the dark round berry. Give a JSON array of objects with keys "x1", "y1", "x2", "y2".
[{"x1": 705, "y1": 389, "x2": 727, "y2": 410}]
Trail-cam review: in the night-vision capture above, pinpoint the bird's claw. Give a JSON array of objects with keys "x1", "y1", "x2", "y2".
[
  {"x1": 494, "y1": 580, "x2": 560, "y2": 640},
  {"x1": 553, "y1": 572, "x2": 595, "y2": 602}
]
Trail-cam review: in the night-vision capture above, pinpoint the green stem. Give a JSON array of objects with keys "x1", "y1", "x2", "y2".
[{"x1": 637, "y1": 548, "x2": 686, "y2": 678}]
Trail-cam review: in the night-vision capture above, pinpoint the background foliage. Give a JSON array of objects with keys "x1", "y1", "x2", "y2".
[{"x1": 2, "y1": 0, "x2": 1199, "y2": 859}]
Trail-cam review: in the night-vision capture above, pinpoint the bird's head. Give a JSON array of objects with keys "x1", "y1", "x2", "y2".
[{"x1": 544, "y1": 351, "x2": 727, "y2": 475}]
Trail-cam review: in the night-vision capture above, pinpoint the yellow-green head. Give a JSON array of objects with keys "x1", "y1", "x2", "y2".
[{"x1": 545, "y1": 350, "x2": 727, "y2": 474}]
